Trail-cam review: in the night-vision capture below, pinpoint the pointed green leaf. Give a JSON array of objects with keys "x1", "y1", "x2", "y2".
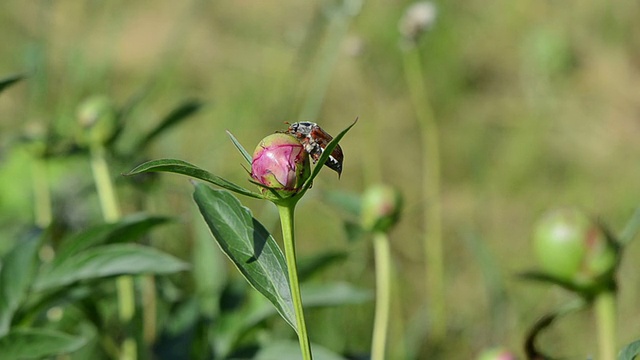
[
  {"x1": 301, "y1": 282, "x2": 372, "y2": 307},
  {"x1": 0, "y1": 328, "x2": 86, "y2": 359},
  {"x1": 619, "y1": 339, "x2": 640, "y2": 360},
  {"x1": 126, "y1": 159, "x2": 262, "y2": 199},
  {"x1": 134, "y1": 99, "x2": 203, "y2": 151},
  {"x1": 55, "y1": 214, "x2": 172, "y2": 263},
  {"x1": 0, "y1": 73, "x2": 24, "y2": 94},
  {"x1": 299, "y1": 118, "x2": 358, "y2": 197},
  {"x1": 297, "y1": 251, "x2": 347, "y2": 281},
  {"x1": 33, "y1": 244, "x2": 189, "y2": 291},
  {"x1": 226, "y1": 130, "x2": 252, "y2": 165},
  {"x1": 519, "y1": 271, "x2": 584, "y2": 294},
  {"x1": 192, "y1": 184, "x2": 296, "y2": 330},
  {"x1": 0, "y1": 232, "x2": 43, "y2": 336},
  {"x1": 321, "y1": 189, "x2": 362, "y2": 217},
  {"x1": 621, "y1": 207, "x2": 640, "y2": 245}
]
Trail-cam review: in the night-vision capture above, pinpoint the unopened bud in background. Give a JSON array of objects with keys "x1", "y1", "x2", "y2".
[
  {"x1": 533, "y1": 208, "x2": 618, "y2": 289},
  {"x1": 251, "y1": 133, "x2": 310, "y2": 199},
  {"x1": 361, "y1": 184, "x2": 403, "y2": 233},
  {"x1": 477, "y1": 347, "x2": 517, "y2": 360},
  {"x1": 399, "y1": 1, "x2": 437, "y2": 44},
  {"x1": 77, "y1": 95, "x2": 116, "y2": 145}
]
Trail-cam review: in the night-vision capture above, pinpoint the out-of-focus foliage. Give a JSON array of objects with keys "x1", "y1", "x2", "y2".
[{"x1": 1, "y1": 0, "x2": 639, "y2": 358}]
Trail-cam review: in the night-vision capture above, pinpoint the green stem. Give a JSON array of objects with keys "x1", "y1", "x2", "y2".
[
  {"x1": 402, "y1": 46, "x2": 446, "y2": 339},
  {"x1": 371, "y1": 232, "x2": 392, "y2": 360},
  {"x1": 594, "y1": 290, "x2": 617, "y2": 360},
  {"x1": 89, "y1": 143, "x2": 137, "y2": 360},
  {"x1": 277, "y1": 201, "x2": 312, "y2": 360}
]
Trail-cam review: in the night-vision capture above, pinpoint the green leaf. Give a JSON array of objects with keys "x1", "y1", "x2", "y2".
[
  {"x1": 518, "y1": 271, "x2": 584, "y2": 294},
  {"x1": 55, "y1": 214, "x2": 172, "y2": 264},
  {"x1": 298, "y1": 118, "x2": 358, "y2": 198},
  {"x1": 33, "y1": 244, "x2": 189, "y2": 291},
  {"x1": 0, "y1": 328, "x2": 86, "y2": 359},
  {"x1": 619, "y1": 339, "x2": 640, "y2": 360},
  {"x1": 255, "y1": 340, "x2": 346, "y2": 360},
  {"x1": 226, "y1": 130, "x2": 252, "y2": 165},
  {"x1": 301, "y1": 282, "x2": 372, "y2": 307},
  {"x1": 524, "y1": 300, "x2": 586, "y2": 360},
  {"x1": 321, "y1": 189, "x2": 362, "y2": 217},
  {"x1": 0, "y1": 232, "x2": 43, "y2": 336},
  {"x1": 192, "y1": 184, "x2": 296, "y2": 330},
  {"x1": 212, "y1": 281, "x2": 370, "y2": 358},
  {"x1": 621, "y1": 207, "x2": 640, "y2": 245},
  {"x1": 0, "y1": 73, "x2": 24, "y2": 94},
  {"x1": 343, "y1": 220, "x2": 365, "y2": 243},
  {"x1": 134, "y1": 99, "x2": 203, "y2": 151},
  {"x1": 126, "y1": 159, "x2": 263, "y2": 199},
  {"x1": 297, "y1": 251, "x2": 347, "y2": 282}
]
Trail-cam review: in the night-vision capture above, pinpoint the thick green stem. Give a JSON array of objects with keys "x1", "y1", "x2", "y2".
[
  {"x1": 594, "y1": 290, "x2": 617, "y2": 360},
  {"x1": 277, "y1": 202, "x2": 312, "y2": 360},
  {"x1": 402, "y1": 46, "x2": 446, "y2": 339},
  {"x1": 371, "y1": 232, "x2": 392, "y2": 360},
  {"x1": 90, "y1": 143, "x2": 137, "y2": 360}
]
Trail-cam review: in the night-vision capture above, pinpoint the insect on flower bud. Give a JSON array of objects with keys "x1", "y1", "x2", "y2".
[
  {"x1": 76, "y1": 96, "x2": 116, "y2": 145},
  {"x1": 251, "y1": 133, "x2": 311, "y2": 198},
  {"x1": 533, "y1": 208, "x2": 618, "y2": 290},
  {"x1": 399, "y1": 1, "x2": 437, "y2": 43},
  {"x1": 361, "y1": 185, "x2": 403, "y2": 233}
]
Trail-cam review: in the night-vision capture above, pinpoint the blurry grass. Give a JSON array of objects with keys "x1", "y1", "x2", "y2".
[{"x1": 1, "y1": 0, "x2": 640, "y2": 358}]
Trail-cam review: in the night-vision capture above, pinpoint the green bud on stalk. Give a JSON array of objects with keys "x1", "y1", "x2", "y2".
[
  {"x1": 361, "y1": 184, "x2": 403, "y2": 233},
  {"x1": 250, "y1": 133, "x2": 311, "y2": 200},
  {"x1": 533, "y1": 208, "x2": 618, "y2": 291},
  {"x1": 77, "y1": 96, "x2": 116, "y2": 146}
]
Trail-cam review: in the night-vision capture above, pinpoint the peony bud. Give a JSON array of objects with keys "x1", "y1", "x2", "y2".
[
  {"x1": 77, "y1": 95, "x2": 116, "y2": 145},
  {"x1": 361, "y1": 185, "x2": 403, "y2": 233},
  {"x1": 251, "y1": 133, "x2": 310, "y2": 199},
  {"x1": 477, "y1": 348, "x2": 517, "y2": 360},
  {"x1": 399, "y1": 1, "x2": 437, "y2": 43},
  {"x1": 533, "y1": 208, "x2": 618, "y2": 290}
]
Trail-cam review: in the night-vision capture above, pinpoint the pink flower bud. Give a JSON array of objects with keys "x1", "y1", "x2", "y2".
[{"x1": 251, "y1": 133, "x2": 310, "y2": 198}]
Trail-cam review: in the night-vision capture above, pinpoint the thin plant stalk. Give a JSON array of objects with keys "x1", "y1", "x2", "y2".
[
  {"x1": 371, "y1": 231, "x2": 392, "y2": 360},
  {"x1": 277, "y1": 201, "x2": 312, "y2": 360},
  {"x1": 594, "y1": 290, "x2": 617, "y2": 360},
  {"x1": 90, "y1": 143, "x2": 137, "y2": 360},
  {"x1": 402, "y1": 46, "x2": 445, "y2": 339}
]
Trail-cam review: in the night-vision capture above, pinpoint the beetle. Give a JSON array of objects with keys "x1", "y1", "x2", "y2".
[{"x1": 282, "y1": 121, "x2": 343, "y2": 177}]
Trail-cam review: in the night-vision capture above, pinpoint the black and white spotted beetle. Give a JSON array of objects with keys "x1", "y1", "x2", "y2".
[{"x1": 281, "y1": 122, "x2": 343, "y2": 177}]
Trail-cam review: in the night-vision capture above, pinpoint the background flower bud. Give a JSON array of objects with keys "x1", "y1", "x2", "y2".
[
  {"x1": 477, "y1": 348, "x2": 517, "y2": 360},
  {"x1": 399, "y1": 1, "x2": 437, "y2": 43},
  {"x1": 533, "y1": 208, "x2": 618, "y2": 289},
  {"x1": 361, "y1": 184, "x2": 403, "y2": 233},
  {"x1": 251, "y1": 133, "x2": 310, "y2": 198},
  {"x1": 77, "y1": 95, "x2": 116, "y2": 145}
]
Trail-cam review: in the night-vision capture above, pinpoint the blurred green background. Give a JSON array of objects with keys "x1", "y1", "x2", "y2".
[{"x1": 1, "y1": 0, "x2": 639, "y2": 358}]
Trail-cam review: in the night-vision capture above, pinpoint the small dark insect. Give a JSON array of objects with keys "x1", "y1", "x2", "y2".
[{"x1": 282, "y1": 121, "x2": 343, "y2": 177}]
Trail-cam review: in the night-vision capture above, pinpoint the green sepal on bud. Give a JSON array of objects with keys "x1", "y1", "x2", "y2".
[
  {"x1": 361, "y1": 185, "x2": 403, "y2": 233},
  {"x1": 533, "y1": 208, "x2": 619, "y2": 293},
  {"x1": 76, "y1": 95, "x2": 116, "y2": 146},
  {"x1": 250, "y1": 133, "x2": 311, "y2": 201}
]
